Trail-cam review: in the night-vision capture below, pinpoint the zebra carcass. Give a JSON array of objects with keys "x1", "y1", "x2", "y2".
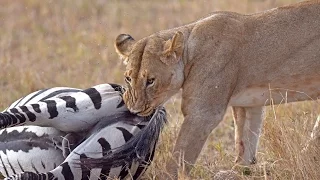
[{"x1": 0, "y1": 83, "x2": 166, "y2": 180}]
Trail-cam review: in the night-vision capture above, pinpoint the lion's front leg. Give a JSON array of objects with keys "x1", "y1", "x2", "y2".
[
  {"x1": 166, "y1": 105, "x2": 227, "y2": 178},
  {"x1": 233, "y1": 106, "x2": 265, "y2": 165},
  {"x1": 166, "y1": 81, "x2": 234, "y2": 177}
]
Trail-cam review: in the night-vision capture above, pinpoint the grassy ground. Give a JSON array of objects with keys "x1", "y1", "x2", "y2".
[{"x1": 1, "y1": 0, "x2": 319, "y2": 179}]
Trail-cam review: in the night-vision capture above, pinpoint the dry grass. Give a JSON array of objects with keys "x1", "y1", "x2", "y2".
[{"x1": 0, "y1": 0, "x2": 319, "y2": 179}]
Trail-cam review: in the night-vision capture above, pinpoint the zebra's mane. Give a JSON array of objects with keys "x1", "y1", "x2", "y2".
[{"x1": 79, "y1": 107, "x2": 167, "y2": 169}]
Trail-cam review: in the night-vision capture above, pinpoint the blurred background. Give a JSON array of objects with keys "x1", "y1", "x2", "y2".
[{"x1": 1, "y1": 0, "x2": 319, "y2": 179}]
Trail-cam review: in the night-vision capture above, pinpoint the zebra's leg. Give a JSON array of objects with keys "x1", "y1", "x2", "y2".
[
  {"x1": 62, "y1": 133, "x2": 83, "y2": 158},
  {"x1": 5, "y1": 161, "x2": 83, "y2": 180},
  {"x1": 4, "y1": 172, "x2": 55, "y2": 180},
  {"x1": 233, "y1": 106, "x2": 265, "y2": 165}
]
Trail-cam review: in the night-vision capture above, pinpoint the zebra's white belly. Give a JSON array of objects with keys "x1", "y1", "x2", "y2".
[
  {"x1": 0, "y1": 126, "x2": 66, "y2": 177},
  {"x1": 0, "y1": 147, "x2": 64, "y2": 176}
]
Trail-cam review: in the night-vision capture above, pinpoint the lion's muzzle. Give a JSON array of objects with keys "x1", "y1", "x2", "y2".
[{"x1": 123, "y1": 90, "x2": 154, "y2": 116}]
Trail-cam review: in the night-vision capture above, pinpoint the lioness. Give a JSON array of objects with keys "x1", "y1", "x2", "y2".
[{"x1": 114, "y1": 0, "x2": 320, "y2": 176}]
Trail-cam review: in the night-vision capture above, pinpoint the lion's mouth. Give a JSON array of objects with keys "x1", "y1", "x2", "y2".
[
  {"x1": 136, "y1": 98, "x2": 168, "y2": 117},
  {"x1": 137, "y1": 106, "x2": 155, "y2": 117}
]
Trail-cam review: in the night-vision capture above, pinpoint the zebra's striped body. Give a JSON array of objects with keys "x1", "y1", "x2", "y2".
[
  {"x1": 0, "y1": 84, "x2": 166, "y2": 180},
  {"x1": 0, "y1": 84, "x2": 126, "y2": 132}
]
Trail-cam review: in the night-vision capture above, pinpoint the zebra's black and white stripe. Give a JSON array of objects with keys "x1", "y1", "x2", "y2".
[
  {"x1": 0, "y1": 127, "x2": 84, "y2": 177},
  {"x1": 0, "y1": 84, "x2": 167, "y2": 180},
  {"x1": 0, "y1": 85, "x2": 90, "y2": 177},
  {"x1": 0, "y1": 84, "x2": 126, "y2": 132}
]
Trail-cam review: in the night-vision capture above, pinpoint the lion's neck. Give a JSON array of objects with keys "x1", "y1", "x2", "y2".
[{"x1": 154, "y1": 23, "x2": 196, "y2": 83}]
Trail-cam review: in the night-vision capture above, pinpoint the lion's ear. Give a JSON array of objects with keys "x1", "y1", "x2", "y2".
[
  {"x1": 161, "y1": 31, "x2": 184, "y2": 65},
  {"x1": 114, "y1": 34, "x2": 135, "y2": 64}
]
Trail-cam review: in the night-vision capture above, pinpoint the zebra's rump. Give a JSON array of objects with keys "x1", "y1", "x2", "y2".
[{"x1": 0, "y1": 83, "x2": 167, "y2": 180}]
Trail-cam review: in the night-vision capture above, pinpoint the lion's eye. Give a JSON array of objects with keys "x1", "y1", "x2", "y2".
[
  {"x1": 125, "y1": 76, "x2": 131, "y2": 84},
  {"x1": 147, "y1": 78, "x2": 155, "y2": 86}
]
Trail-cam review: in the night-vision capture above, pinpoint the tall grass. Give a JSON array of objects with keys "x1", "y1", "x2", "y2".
[{"x1": 1, "y1": 0, "x2": 319, "y2": 179}]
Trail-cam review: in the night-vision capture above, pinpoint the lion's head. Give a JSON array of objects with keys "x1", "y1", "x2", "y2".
[{"x1": 114, "y1": 31, "x2": 185, "y2": 116}]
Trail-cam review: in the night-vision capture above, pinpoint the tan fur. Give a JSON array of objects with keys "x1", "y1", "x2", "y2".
[{"x1": 115, "y1": 0, "x2": 320, "y2": 176}]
